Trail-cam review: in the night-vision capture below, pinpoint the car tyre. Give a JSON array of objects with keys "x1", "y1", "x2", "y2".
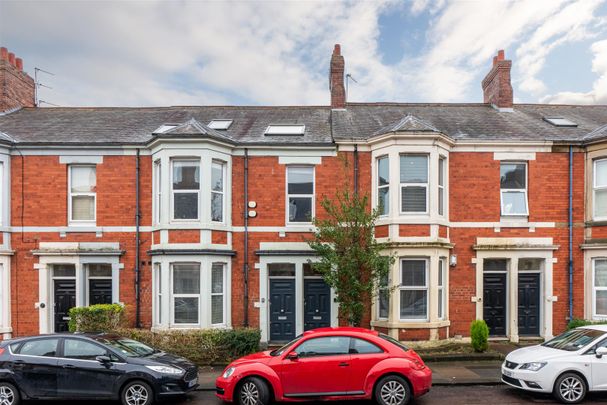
[
  {"x1": 0, "y1": 382, "x2": 20, "y2": 405},
  {"x1": 375, "y1": 375, "x2": 412, "y2": 405},
  {"x1": 121, "y1": 380, "x2": 154, "y2": 405},
  {"x1": 236, "y1": 377, "x2": 270, "y2": 405},
  {"x1": 553, "y1": 372, "x2": 587, "y2": 404}
]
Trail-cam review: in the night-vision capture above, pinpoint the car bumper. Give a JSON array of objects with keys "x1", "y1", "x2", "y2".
[
  {"x1": 215, "y1": 375, "x2": 237, "y2": 402},
  {"x1": 411, "y1": 366, "x2": 433, "y2": 397},
  {"x1": 501, "y1": 364, "x2": 552, "y2": 393},
  {"x1": 155, "y1": 374, "x2": 199, "y2": 399}
]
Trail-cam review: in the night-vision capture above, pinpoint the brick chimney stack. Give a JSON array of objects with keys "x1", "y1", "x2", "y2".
[
  {"x1": 481, "y1": 50, "x2": 513, "y2": 110},
  {"x1": 0, "y1": 46, "x2": 36, "y2": 111},
  {"x1": 329, "y1": 44, "x2": 346, "y2": 109}
]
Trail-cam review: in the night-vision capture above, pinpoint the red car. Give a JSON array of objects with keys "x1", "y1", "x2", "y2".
[{"x1": 216, "y1": 327, "x2": 431, "y2": 405}]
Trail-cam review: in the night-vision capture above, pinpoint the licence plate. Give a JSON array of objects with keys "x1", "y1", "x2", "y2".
[
  {"x1": 188, "y1": 378, "x2": 198, "y2": 388},
  {"x1": 503, "y1": 370, "x2": 513, "y2": 377}
]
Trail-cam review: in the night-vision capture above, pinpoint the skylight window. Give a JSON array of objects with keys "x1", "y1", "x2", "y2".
[
  {"x1": 208, "y1": 120, "x2": 233, "y2": 130},
  {"x1": 543, "y1": 117, "x2": 578, "y2": 127},
  {"x1": 154, "y1": 124, "x2": 178, "y2": 133},
  {"x1": 264, "y1": 125, "x2": 306, "y2": 135}
]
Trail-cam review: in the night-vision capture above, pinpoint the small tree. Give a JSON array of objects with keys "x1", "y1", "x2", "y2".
[
  {"x1": 308, "y1": 187, "x2": 394, "y2": 326},
  {"x1": 470, "y1": 320, "x2": 489, "y2": 352}
]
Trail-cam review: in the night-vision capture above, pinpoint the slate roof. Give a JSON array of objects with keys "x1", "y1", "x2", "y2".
[{"x1": 0, "y1": 103, "x2": 605, "y2": 146}]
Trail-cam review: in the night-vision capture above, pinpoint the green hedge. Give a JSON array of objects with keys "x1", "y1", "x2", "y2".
[
  {"x1": 117, "y1": 328, "x2": 261, "y2": 366},
  {"x1": 567, "y1": 319, "x2": 607, "y2": 330},
  {"x1": 68, "y1": 304, "x2": 125, "y2": 332},
  {"x1": 470, "y1": 320, "x2": 489, "y2": 353}
]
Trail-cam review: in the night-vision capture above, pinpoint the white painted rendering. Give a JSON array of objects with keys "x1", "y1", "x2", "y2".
[{"x1": 59, "y1": 155, "x2": 103, "y2": 164}]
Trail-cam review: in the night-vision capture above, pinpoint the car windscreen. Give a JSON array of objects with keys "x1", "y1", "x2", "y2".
[
  {"x1": 270, "y1": 336, "x2": 302, "y2": 356},
  {"x1": 542, "y1": 329, "x2": 605, "y2": 351},
  {"x1": 379, "y1": 333, "x2": 409, "y2": 352},
  {"x1": 93, "y1": 337, "x2": 157, "y2": 358}
]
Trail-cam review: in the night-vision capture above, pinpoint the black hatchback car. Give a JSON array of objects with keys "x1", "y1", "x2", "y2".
[{"x1": 0, "y1": 333, "x2": 198, "y2": 405}]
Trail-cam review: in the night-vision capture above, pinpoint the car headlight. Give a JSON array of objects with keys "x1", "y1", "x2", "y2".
[
  {"x1": 223, "y1": 366, "x2": 236, "y2": 378},
  {"x1": 145, "y1": 365, "x2": 184, "y2": 375},
  {"x1": 519, "y1": 362, "x2": 547, "y2": 372}
]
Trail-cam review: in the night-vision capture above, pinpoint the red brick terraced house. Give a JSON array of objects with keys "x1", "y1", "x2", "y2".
[{"x1": 1, "y1": 44, "x2": 606, "y2": 345}]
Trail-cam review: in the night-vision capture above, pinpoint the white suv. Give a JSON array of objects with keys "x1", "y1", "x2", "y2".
[{"x1": 502, "y1": 325, "x2": 607, "y2": 403}]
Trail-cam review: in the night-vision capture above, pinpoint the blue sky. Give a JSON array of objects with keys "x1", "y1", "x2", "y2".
[{"x1": 0, "y1": 0, "x2": 606, "y2": 107}]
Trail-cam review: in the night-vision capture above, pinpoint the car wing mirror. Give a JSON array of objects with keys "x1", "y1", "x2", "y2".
[
  {"x1": 96, "y1": 355, "x2": 112, "y2": 364},
  {"x1": 596, "y1": 347, "x2": 607, "y2": 359},
  {"x1": 286, "y1": 352, "x2": 298, "y2": 361}
]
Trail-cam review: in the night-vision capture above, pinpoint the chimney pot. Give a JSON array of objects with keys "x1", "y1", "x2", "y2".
[
  {"x1": 0, "y1": 47, "x2": 36, "y2": 109},
  {"x1": 333, "y1": 44, "x2": 341, "y2": 55},
  {"x1": 0, "y1": 47, "x2": 8, "y2": 61},
  {"x1": 16, "y1": 57, "x2": 23, "y2": 71},
  {"x1": 497, "y1": 49, "x2": 505, "y2": 61},
  {"x1": 8, "y1": 52, "x2": 15, "y2": 66}
]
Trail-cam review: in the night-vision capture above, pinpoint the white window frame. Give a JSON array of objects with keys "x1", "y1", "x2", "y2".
[
  {"x1": 286, "y1": 166, "x2": 315, "y2": 225},
  {"x1": 399, "y1": 258, "x2": 429, "y2": 322},
  {"x1": 0, "y1": 161, "x2": 3, "y2": 227},
  {"x1": 438, "y1": 258, "x2": 446, "y2": 320},
  {"x1": 594, "y1": 159, "x2": 607, "y2": 220},
  {"x1": 0, "y1": 263, "x2": 3, "y2": 327},
  {"x1": 438, "y1": 156, "x2": 446, "y2": 217},
  {"x1": 593, "y1": 258, "x2": 607, "y2": 319},
  {"x1": 154, "y1": 159, "x2": 162, "y2": 224},
  {"x1": 154, "y1": 263, "x2": 162, "y2": 326},
  {"x1": 170, "y1": 262, "x2": 202, "y2": 326},
  {"x1": 377, "y1": 271, "x2": 389, "y2": 320},
  {"x1": 211, "y1": 160, "x2": 226, "y2": 223},
  {"x1": 500, "y1": 161, "x2": 529, "y2": 216},
  {"x1": 170, "y1": 159, "x2": 201, "y2": 222},
  {"x1": 68, "y1": 165, "x2": 96, "y2": 225},
  {"x1": 399, "y1": 154, "x2": 429, "y2": 215},
  {"x1": 211, "y1": 262, "x2": 227, "y2": 326},
  {"x1": 377, "y1": 156, "x2": 389, "y2": 217}
]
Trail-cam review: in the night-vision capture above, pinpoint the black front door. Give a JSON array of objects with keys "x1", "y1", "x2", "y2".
[
  {"x1": 518, "y1": 273, "x2": 540, "y2": 336},
  {"x1": 269, "y1": 279, "x2": 296, "y2": 342},
  {"x1": 54, "y1": 279, "x2": 76, "y2": 332},
  {"x1": 483, "y1": 273, "x2": 507, "y2": 336},
  {"x1": 89, "y1": 279, "x2": 112, "y2": 305},
  {"x1": 304, "y1": 279, "x2": 331, "y2": 331}
]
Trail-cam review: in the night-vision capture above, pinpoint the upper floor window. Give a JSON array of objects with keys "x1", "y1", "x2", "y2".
[
  {"x1": 594, "y1": 159, "x2": 607, "y2": 219},
  {"x1": 211, "y1": 161, "x2": 225, "y2": 223},
  {"x1": 593, "y1": 259, "x2": 607, "y2": 319},
  {"x1": 377, "y1": 156, "x2": 389, "y2": 216},
  {"x1": 287, "y1": 166, "x2": 314, "y2": 223},
  {"x1": 500, "y1": 162, "x2": 528, "y2": 216},
  {"x1": 154, "y1": 160, "x2": 162, "y2": 224},
  {"x1": 438, "y1": 157, "x2": 446, "y2": 216},
  {"x1": 69, "y1": 165, "x2": 96, "y2": 224},
  {"x1": 399, "y1": 259, "x2": 428, "y2": 321},
  {"x1": 400, "y1": 154, "x2": 428, "y2": 214},
  {"x1": 172, "y1": 160, "x2": 200, "y2": 220}
]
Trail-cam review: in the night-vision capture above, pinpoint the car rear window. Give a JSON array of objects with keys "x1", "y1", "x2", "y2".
[{"x1": 379, "y1": 333, "x2": 409, "y2": 352}]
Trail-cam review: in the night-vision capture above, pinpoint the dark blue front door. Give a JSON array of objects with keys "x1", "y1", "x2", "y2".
[
  {"x1": 269, "y1": 279, "x2": 296, "y2": 342},
  {"x1": 304, "y1": 279, "x2": 331, "y2": 331}
]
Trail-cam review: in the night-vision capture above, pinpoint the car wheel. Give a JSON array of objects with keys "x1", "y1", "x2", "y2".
[
  {"x1": 236, "y1": 377, "x2": 270, "y2": 405},
  {"x1": 121, "y1": 380, "x2": 153, "y2": 405},
  {"x1": 553, "y1": 373, "x2": 587, "y2": 404},
  {"x1": 0, "y1": 382, "x2": 20, "y2": 405},
  {"x1": 375, "y1": 375, "x2": 412, "y2": 405}
]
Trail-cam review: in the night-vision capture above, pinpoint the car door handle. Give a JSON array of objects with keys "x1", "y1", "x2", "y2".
[
  {"x1": 62, "y1": 364, "x2": 76, "y2": 369},
  {"x1": 339, "y1": 362, "x2": 349, "y2": 367}
]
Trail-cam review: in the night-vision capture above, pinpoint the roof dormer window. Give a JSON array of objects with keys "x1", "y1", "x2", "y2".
[
  {"x1": 154, "y1": 124, "x2": 178, "y2": 133},
  {"x1": 265, "y1": 125, "x2": 305, "y2": 136},
  {"x1": 208, "y1": 120, "x2": 233, "y2": 130},
  {"x1": 543, "y1": 117, "x2": 578, "y2": 127}
]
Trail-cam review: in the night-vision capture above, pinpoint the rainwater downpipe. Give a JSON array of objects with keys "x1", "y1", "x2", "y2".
[
  {"x1": 568, "y1": 145, "x2": 573, "y2": 321},
  {"x1": 135, "y1": 148, "x2": 142, "y2": 328},
  {"x1": 243, "y1": 148, "x2": 250, "y2": 327},
  {"x1": 354, "y1": 144, "x2": 359, "y2": 194}
]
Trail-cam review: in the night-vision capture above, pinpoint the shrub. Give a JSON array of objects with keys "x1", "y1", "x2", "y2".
[
  {"x1": 470, "y1": 320, "x2": 489, "y2": 353},
  {"x1": 567, "y1": 319, "x2": 607, "y2": 330},
  {"x1": 116, "y1": 328, "x2": 261, "y2": 366},
  {"x1": 68, "y1": 304, "x2": 125, "y2": 332}
]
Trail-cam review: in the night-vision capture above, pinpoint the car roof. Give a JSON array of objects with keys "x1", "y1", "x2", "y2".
[
  {"x1": 3, "y1": 332, "x2": 120, "y2": 343},
  {"x1": 580, "y1": 325, "x2": 607, "y2": 332},
  {"x1": 303, "y1": 327, "x2": 380, "y2": 337}
]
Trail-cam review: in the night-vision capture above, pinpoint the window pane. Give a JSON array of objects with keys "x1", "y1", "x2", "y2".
[
  {"x1": 595, "y1": 189, "x2": 607, "y2": 218},
  {"x1": 173, "y1": 264, "x2": 200, "y2": 294},
  {"x1": 212, "y1": 161, "x2": 224, "y2": 192},
  {"x1": 596, "y1": 160, "x2": 607, "y2": 187},
  {"x1": 438, "y1": 187, "x2": 444, "y2": 216},
  {"x1": 268, "y1": 263, "x2": 295, "y2": 277},
  {"x1": 212, "y1": 264, "x2": 224, "y2": 293},
  {"x1": 438, "y1": 158, "x2": 445, "y2": 186},
  {"x1": 438, "y1": 260, "x2": 444, "y2": 286},
  {"x1": 500, "y1": 163, "x2": 525, "y2": 189},
  {"x1": 288, "y1": 167, "x2": 313, "y2": 194},
  {"x1": 484, "y1": 259, "x2": 507, "y2": 272},
  {"x1": 303, "y1": 263, "x2": 321, "y2": 277},
  {"x1": 87, "y1": 263, "x2": 112, "y2": 277},
  {"x1": 401, "y1": 186, "x2": 426, "y2": 212},
  {"x1": 351, "y1": 338, "x2": 383, "y2": 354},
  {"x1": 72, "y1": 195, "x2": 95, "y2": 220},
  {"x1": 211, "y1": 295, "x2": 223, "y2": 324},
  {"x1": 519, "y1": 258, "x2": 542, "y2": 271},
  {"x1": 595, "y1": 260, "x2": 607, "y2": 287},
  {"x1": 174, "y1": 297, "x2": 199, "y2": 324},
  {"x1": 379, "y1": 290, "x2": 389, "y2": 318},
  {"x1": 211, "y1": 192, "x2": 223, "y2": 222},
  {"x1": 288, "y1": 197, "x2": 312, "y2": 222},
  {"x1": 597, "y1": 291, "x2": 607, "y2": 316},
  {"x1": 400, "y1": 290, "x2": 427, "y2": 319},
  {"x1": 53, "y1": 264, "x2": 76, "y2": 278},
  {"x1": 502, "y1": 191, "x2": 527, "y2": 215},
  {"x1": 400, "y1": 155, "x2": 428, "y2": 183},
  {"x1": 173, "y1": 193, "x2": 198, "y2": 219},
  {"x1": 173, "y1": 161, "x2": 200, "y2": 190},
  {"x1": 71, "y1": 166, "x2": 96, "y2": 193},
  {"x1": 295, "y1": 336, "x2": 350, "y2": 357},
  {"x1": 401, "y1": 260, "x2": 426, "y2": 287},
  {"x1": 438, "y1": 289, "x2": 444, "y2": 319},
  {"x1": 378, "y1": 157, "x2": 389, "y2": 186},
  {"x1": 64, "y1": 339, "x2": 106, "y2": 360},
  {"x1": 19, "y1": 339, "x2": 58, "y2": 357},
  {"x1": 378, "y1": 187, "x2": 389, "y2": 215}
]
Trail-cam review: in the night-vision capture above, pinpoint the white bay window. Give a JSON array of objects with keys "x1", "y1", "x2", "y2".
[
  {"x1": 172, "y1": 160, "x2": 200, "y2": 221},
  {"x1": 69, "y1": 165, "x2": 96, "y2": 224},
  {"x1": 211, "y1": 161, "x2": 225, "y2": 223},
  {"x1": 400, "y1": 155, "x2": 428, "y2": 214},
  {"x1": 154, "y1": 160, "x2": 162, "y2": 224},
  {"x1": 377, "y1": 156, "x2": 389, "y2": 216},
  {"x1": 594, "y1": 259, "x2": 607, "y2": 319},
  {"x1": 211, "y1": 263, "x2": 226, "y2": 325},
  {"x1": 594, "y1": 159, "x2": 607, "y2": 219},
  {"x1": 172, "y1": 263, "x2": 201, "y2": 324},
  {"x1": 399, "y1": 259, "x2": 428, "y2": 321}
]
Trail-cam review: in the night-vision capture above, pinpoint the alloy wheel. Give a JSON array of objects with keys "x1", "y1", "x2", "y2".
[
  {"x1": 559, "y1": 376, "x2": 584, "y2": 403},
  {"x1": 240, "y1": 381, "x2": 260, "y2": 405},
  {"x1": 380, "y1": 380, "x2": 406, "y2": 405},
  {"x1": 0, "y1": 386, "x2": 15, "y2": 405},
  {"x1": 124, "y1": 384, "x2": 149, "y2": 405}
]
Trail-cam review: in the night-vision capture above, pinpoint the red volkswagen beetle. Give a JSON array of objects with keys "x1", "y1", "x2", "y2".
[{"x1": 216, "y1": 327, "x2": 431, "y2": 405}]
